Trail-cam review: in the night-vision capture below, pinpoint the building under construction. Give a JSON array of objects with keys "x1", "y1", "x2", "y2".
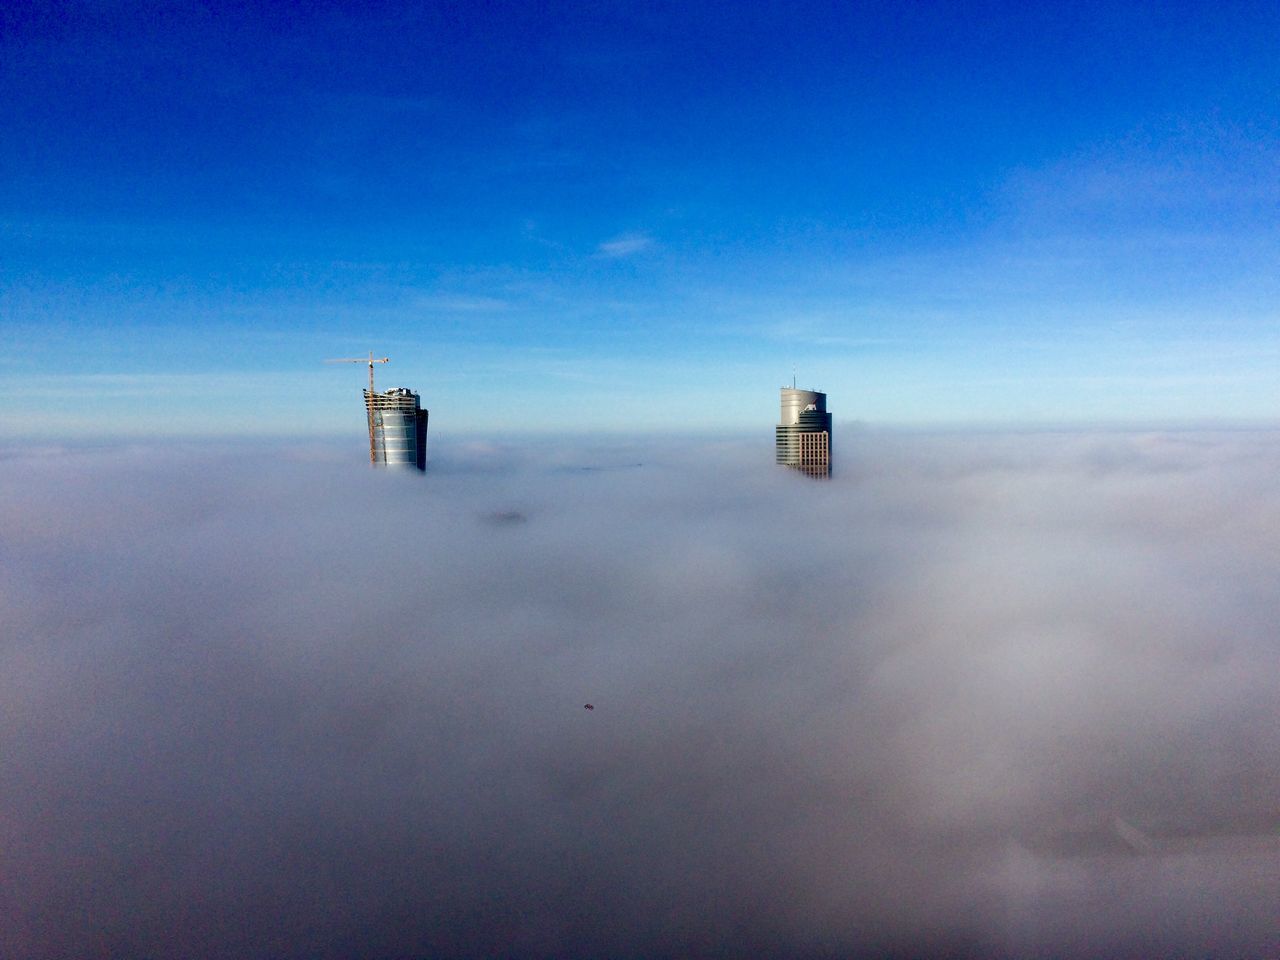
[
  {"x1": 775, "y1": 386, "x2": 831, "y2": 478},
  {"x1": 326, "y1": 353, "x2": 428, "y2": 472},
  {"x1": 365, "y1": 386, "x2": 428, "y2": 471}
]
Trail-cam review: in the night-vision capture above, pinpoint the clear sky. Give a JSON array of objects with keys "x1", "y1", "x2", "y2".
[{"x1": 2, "y1": 0, "x2": 1277, "y2": 437}]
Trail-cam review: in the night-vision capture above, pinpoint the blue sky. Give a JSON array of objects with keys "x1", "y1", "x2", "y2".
[{"x1": 2, "y1": 0, "x2": 1277, "y2": 437}]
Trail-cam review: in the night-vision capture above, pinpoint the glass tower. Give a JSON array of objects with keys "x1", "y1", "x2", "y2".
[{"x1": 363, "y1": 387, "x2": 428, "y2": 471}]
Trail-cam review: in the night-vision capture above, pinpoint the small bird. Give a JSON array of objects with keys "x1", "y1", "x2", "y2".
[{"x1": 583, "y1": 703, "x2": 594, "y2": 710}]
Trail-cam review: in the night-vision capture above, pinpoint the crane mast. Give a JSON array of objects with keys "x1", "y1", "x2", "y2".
[{"x1": 324, "y1": 352, "x2": 390, "y2": 464}]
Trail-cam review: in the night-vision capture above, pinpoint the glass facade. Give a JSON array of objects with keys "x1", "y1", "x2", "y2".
[{"x1": 364, "y1": 387, "x2": 428, "y2": 471}]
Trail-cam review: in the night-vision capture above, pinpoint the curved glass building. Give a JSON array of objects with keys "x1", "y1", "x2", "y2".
[
  {"x1": 363, "y1": 387, "x2": 428, "y2": 471},
  {"x1": 775, "y1": 387, "x2": 831, "y2": 478}
]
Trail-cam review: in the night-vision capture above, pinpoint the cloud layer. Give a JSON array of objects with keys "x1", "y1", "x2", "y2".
[{"x1": 2, "y1": 430, "x2": 1278, "y2": 958}]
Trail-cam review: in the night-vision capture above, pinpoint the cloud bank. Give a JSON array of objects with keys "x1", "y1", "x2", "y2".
[{"x1": 2, "y1": 430, "x2": 1278, "y2": 958}]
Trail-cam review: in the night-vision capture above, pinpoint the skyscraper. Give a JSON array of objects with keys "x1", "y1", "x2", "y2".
[
  {"x1": 775, "y1": 387, "x2": 831, "y2": 478},
  {"x1": 364, "y1": 387, "x2": 428, "y2": 471}
]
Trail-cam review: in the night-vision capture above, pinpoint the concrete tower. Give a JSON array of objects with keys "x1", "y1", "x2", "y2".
[
  {"x1": 364, "y1": 387, "x2": 428, "y2": 471},
  {"x1": 775, "y1": 387, "x2": 831, "y2": 478}
]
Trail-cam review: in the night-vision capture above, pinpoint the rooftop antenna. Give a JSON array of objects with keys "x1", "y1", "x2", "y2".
[
  {"x1": 792, "y1": 368, "x2": 796, "y2": 389},
  {"x1": 325, "y1": 351, "x2": 390, "y2": 464}
]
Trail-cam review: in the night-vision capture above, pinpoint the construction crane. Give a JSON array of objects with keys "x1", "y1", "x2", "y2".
[{"x1": 325, "y1": 352, "x2": 390, "y2": 464}]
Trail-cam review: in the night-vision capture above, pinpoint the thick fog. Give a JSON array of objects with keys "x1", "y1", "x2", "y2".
[{"x1": 2, "y1": 429, "x2": 1278, "y2": 959}]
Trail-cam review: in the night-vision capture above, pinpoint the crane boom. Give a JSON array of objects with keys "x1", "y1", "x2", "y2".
[{"x1": 324, "y1": 352, "x2": 390, "y2": 396}]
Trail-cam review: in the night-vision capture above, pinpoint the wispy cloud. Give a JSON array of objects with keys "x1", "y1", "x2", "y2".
[
  {"x1": 998, "y1": 126, "x2": 1280, "y2": 230},
  {"x1": 410, "y1": 294, "x2": 511, "y2": 313},
  {"x1": 595, "y1": 232, "x2": 654, "y2": 258}
]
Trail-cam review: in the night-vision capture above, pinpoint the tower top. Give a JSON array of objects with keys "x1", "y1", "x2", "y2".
[{"x1": 778, "y1": 387, "x2": 827, "y2": 425}]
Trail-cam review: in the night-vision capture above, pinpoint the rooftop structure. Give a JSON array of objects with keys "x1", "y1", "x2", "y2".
[{"x1": 775, "y1": 387, "x2": 831, "y2": 478}]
